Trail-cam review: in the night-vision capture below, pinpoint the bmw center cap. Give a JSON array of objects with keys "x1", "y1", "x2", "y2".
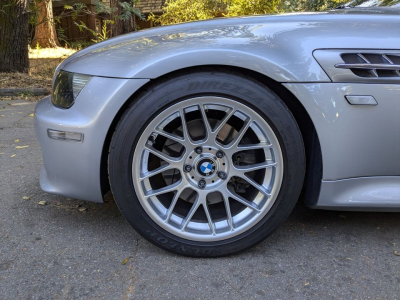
[{"x1": 197, "y1": 158, "x2": 216, "y2": 177}]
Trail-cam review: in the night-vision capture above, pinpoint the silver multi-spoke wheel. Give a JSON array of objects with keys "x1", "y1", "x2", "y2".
[
  {"x1": 110, "y1": 72, "x2": 305, "y2": 256},
  {"x1": 132, "y1": 96, "x2": 284, "y2": 242}
]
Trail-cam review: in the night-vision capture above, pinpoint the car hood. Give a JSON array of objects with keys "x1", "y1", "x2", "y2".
[{"x1": 59, "y1": 9, "x2": 400, "y2": 80}]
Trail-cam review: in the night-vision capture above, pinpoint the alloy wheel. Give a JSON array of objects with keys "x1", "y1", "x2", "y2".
[{"x1": 132, "y1": 96, "x2": 284, "y2": 242}]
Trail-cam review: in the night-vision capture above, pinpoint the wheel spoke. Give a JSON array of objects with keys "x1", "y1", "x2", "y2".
[
  {"x1": 164, "y1": 189, "x2": 183, "y2": 223},
  {"x1": 233, "y1": 161, "x2": 277, "y2": 174},
  {"x1": 154, "y1": 128, "x2": 185, "y2": 145},
  {"x1": 221, "y1": 190, "x2": 234, "y2": 231},
  {"x1": 145, "y1": 179, "x2": 183, "y2": 197},
  {"x1": 140, "y1": 164, "x2": 173, "y2": 180},
  {"x1": 145, "y1": 145, "x2": 182, "y2": 165},
  {"x1": 221, "y1": 117, "x2": 252, "y2": 151},
  {"x1": 240, "y1": 175, "x2": 271, "y2": 198},
  {"x1": 237, "y1": 142, "x2": 272, "y2": 151},
  {"x1": 211, "y1": 108, "x2": 235, "y2": 139},
  {"x1": 199, "y1": 104, "x2": 213, "y2": 138},
  {"x1": 181, "y1": 198, "x2": 200, "y2": 231},
  {"x1": 227, "y1": 189, "x2": 261, "y2": 212},
  {"x1": 179, "y1": 109, "x2": 193, "y2": 145},
  {"x1": 203, "y1": 203, "x2": 216, "y2": 235}
]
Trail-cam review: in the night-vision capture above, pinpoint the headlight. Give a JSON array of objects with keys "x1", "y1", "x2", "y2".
[{"x1": 52, "y1": 71, "x2": 92, "y2": 108}]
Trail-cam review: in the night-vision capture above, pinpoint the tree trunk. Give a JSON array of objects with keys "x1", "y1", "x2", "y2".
[
  {"x1": 110, "y1": 0, "x2": 136, "y2": 37},
  {"x1": 0, "y1": 0, "x2": 29, "y2": 73},
  {"x1": 31, "y1": 0, "x2": 60, "y2": 48}
]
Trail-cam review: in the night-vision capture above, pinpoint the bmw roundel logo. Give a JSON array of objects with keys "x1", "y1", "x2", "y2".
[
  {"x1": 201, "y1": 162, "x2": 213, "y2": 173},
  {"x1": 197, "y1": 159, "x2": 216, "y2": 176}
]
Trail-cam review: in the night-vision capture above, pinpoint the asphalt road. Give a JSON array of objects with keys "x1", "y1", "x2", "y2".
[{"x1": 1, "y1": 99, "x2": 399, "y2": 300}]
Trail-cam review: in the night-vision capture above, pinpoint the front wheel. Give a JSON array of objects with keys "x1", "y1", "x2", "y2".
[{"x1": 109, "y1": 71, "x2": 305, "y2": 257}]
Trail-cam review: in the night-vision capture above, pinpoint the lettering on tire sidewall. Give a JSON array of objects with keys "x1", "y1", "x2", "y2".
[{"x1": 146, "y1": 229, "x2": 221, "y2": 256}]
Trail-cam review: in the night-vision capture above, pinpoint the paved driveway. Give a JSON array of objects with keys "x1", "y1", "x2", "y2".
[{"x1": 1, "y1": 100, "x2": 399, "y2": 299}]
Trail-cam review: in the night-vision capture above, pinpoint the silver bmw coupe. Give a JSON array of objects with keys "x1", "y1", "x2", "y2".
[{"x1": 35, "y1": 4, "x2": 400, "y2": 256}]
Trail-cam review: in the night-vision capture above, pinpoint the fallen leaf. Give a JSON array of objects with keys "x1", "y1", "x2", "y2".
[
  {"x1": 15, "y1": 145, "x2": 29, "y2": 149},
  {"x1": 10, "y1": 154, "x2": 16, "y2": 157},
  {"x1": 122, "y1": 257, "x2": 131, "y2": 265},
  {"x1": 22, "y1": 196, "x2": 30, "y2": 200},
  {"x1": 78, "y1": 207, "x2": 87, "y2": 212},
  {"x1": 38, "y1": 201, "x2": 47, "y2": 206},
  {"x1": 15, "y1": 139, "x2": 19, "y2": 143},
  {"x1": 394, "y1": 251, "x2": 400, "y2": 256},
  {"x1": 18, "y1": 112, "x2": 23, "y2": 114},
  {"x1": 1, "y1": 115, "x2": 4, "y2": 117},
  {"x1": 29, "y1": 113, "x2": 34, "y2": 117},
  {"x1": 304, "y1": 282, "x2": 310, "y2": 286}
]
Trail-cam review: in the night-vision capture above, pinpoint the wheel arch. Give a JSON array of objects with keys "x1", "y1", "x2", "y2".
[{"x1": 100, "y1": 65, "x2": 322, "y2": 207}]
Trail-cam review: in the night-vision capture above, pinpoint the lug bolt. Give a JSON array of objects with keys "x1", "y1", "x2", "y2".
[
  {"x1": 218, "y1": 171, "x2": 227, "y2": 180},
  {"x1": 198, "y1": 179, "x2": 206, "y2": 189},
  {"x1": 195, "y1": 147, "x2": 203, "y2": 154},
  {"x1": 184, "y1": 165, "x2": 192, "y2": 172},
  {"x1": 216, "y1": 151, "x2": 224, "y2": 158}
]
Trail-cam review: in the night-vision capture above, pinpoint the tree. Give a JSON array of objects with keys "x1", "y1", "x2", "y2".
[
  {"x1": 0, "y1": 0, "x2": 29, "y2": 72},
  {"x1": 282, "y1": 0, "x2": 347, "y2": 12},
  {"x1": 149, "y1": 0, "x2": 282, "y2": 26},
  {"x1": 149, "y1": 0, "x2": 227, "y2": 25},
  {"x1": 226, "y1": 0, "x2": 280, "y2": 16},
  {"x1": 31, "y1": 0, "x2": 60, "y2": 48},
  {"x1": 109, "y1": 0, "x2": 142, "y2": 37}
]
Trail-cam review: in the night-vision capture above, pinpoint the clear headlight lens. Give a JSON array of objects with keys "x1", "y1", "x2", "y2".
[{"x1": 52, "y1": 71, "x2": 92, "y2": 108}]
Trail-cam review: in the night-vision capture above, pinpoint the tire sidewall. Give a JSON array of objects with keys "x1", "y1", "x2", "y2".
[{"x1": 109, "y1": 71, "x2": 305, "y2": 257}]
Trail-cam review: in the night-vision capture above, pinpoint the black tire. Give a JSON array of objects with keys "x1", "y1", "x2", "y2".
[{"x1": 109, "y1": 70, "x2": 305, "y2": 257}]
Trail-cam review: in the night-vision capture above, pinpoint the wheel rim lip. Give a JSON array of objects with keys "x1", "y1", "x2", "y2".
[{"x1": 132, "y1": 96, "x2": 284, "y2": 242}]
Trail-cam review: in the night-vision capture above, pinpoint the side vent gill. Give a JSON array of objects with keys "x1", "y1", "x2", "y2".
[{"x1": 335, "y1": 53, "x2": 400, "y2": 78}]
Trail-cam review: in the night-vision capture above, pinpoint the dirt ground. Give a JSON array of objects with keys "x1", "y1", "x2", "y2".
[{"x1": 0, "y1": 47, "x2": 76, "y2": 101}]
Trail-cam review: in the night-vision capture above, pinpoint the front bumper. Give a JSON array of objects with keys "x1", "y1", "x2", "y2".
[{"x1": 35, "y1": 77, "x2": 149, "y2": 202}]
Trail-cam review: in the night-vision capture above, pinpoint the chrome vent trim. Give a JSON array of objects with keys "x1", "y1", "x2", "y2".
[
  {"x1": 313, "y1": 49, "x2": 400, "y2": 83},
  {"x1": 335, "y1": 53, "x2": 400, "y2": 78}
]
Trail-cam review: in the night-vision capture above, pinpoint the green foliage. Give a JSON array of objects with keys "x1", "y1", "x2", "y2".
[
  {"x1": 119, "y1": 1, "x2": 143, "y2": 21},
  {"x1": 149, "y1": 0, "x2": 226, "y2": 25},
  {"x1": 92, "y1": 20, "x2": 111, "y2": 43},
  {"x1": 29, "y1": 0, "x2": 144, "y2": 49},
  {"x1": 282, "y1": 0, "x2": 347, "y2": 12},
  {"x1": 74, "y1": 19, "x2": 111, "y2": 43},
  {"x1": 150, "y1": 0, "x2": 283, "y2": 25},
  {"x1": 152, "y1": 0, "x2": 397, "y2": 26},
  {"x1": 94, "y1": 0, "x2": 118, "y2": 15},
  {"x1": 56, "y1": 26, "x2": 68, "y2": 45},
  {"x1": 348, "y1": 0, "x2": 400, "y2": 6},
  {"x1": 28, "y1": 0, "x2": 39, "y2": 27},
  {"x1": 226, "y1": 0, "x2": 281, "y2": 16},
  {"x1": 69, "y1": 40, "x2": 95, "y2": 50}
]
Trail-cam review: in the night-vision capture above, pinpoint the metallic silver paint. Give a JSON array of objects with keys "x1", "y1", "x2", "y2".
[
  {"x1": 315, "y1": 177, "x2": 400, "y2": 211},
  {"x1": 314, "y1": 50, "x2": 400, "y2": 83},
  {"x1": 283, "y1": 83, "x2": 400, "y2": 180},
  {"x1": 35, "y1": 9, "x2": 400, "y2": 210},
  {"x1": 59, "y1": 12, "x2": 398, "y2": 82},
  {"x1": 35, "y1": 78, "x2": 149, "y2": 202}
]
